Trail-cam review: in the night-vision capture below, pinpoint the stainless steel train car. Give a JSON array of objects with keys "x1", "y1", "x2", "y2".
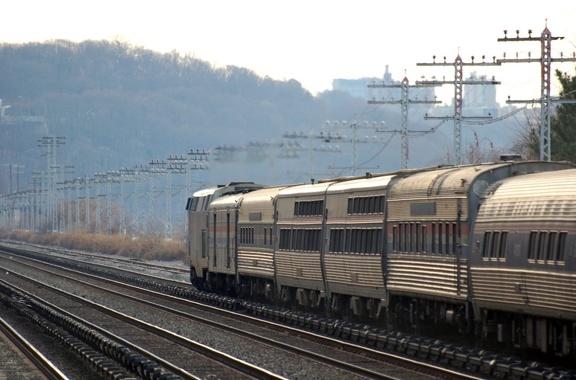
[
  {"x1": 236, "y1": 186, "x2": 286, "y2": 299},
  {"x1": 187, "y1": 182, "x2": 264, "y2": 289},
  {"x1": 384, "y1": 161, "x2": 573, "y2": 332},
  {"x1": 322, "y1": 173, "x2": 396, "y2": 318},
  {"x1": 186, "y1": 159, "x2": 576, "y2": 356},
  {"x1": 470, "y1": 168, "x2": 576, "y2": 355},
  {"x1": 274, "y1": 181, "x2": 335, "y2": 307}
]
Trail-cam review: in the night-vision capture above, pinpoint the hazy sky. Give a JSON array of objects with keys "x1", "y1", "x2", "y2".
[{"x1": 3, "y1": 1, "x2": 576, "y2": 105}]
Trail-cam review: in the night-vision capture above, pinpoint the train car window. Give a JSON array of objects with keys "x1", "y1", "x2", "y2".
[
  {"x1": 430, "y1": 223, "x2": 436, "y2": 254},
  {"x1": 491, "y1": 231, "x2": 500, "y2": 259},
  {"x1": 528, "y1": 231, "x2": 538, "y2": 260},
  {"x1": 438, "y1": 223, "x2": 444, "y2": 254},
  {"x1": 349, "y1": 229, "x2": 357, "y2": 253},
  {"x1": 498, "y1": 231, "x2": 508, "y2": 258},
  {"x1": 547, "y1": 232, "x2": 558, "y2": 261},
  {"x1": 347, "y1": 196, "x2": 386, "y2": 214},
  {"x1": 294, "y1": 200, "x2": 324, "y2": 216},
  {"x1": 279, "y1": 229, "x2": 291, "y2": 250},
  {"x1": 452, "y1": 223, "x2": 458, "y2": 255},
  {"x1": 415, "y1": 223, "x2": 421, "y2": 253},
  {"x1": 537, "y1": 232, "x2": 548, "y2": 261},
  {"x1": 329, "y1": 229, "x2": 343, "y2": 253},
  {"x1": 293, "y1": 229, "x2": 301, "y2": 250},
  {"x1": 358, "y1": 229, "x2": 365, "y2": 253},
  {"x1": 212, "y1": 214, "x2": 217, "y2": 267},
  {"x1": 226, "y1": 213, "x2": 231, "y2": 268},
  {"x1": 482, "y1": 232, "x2": 492, "y2": 258},
  {"x1": 422, "y1": 225, "x2": 428, "y2": 253},
  {"x1": 365, "y1": 230, "x2": 371, "y2": 254},
  {"x1": 398, "y1": 224, "x2": 404, "y2": 252},
  {"x1": 342, "y1": 228, "x2": 349, "y2": 253},
  {"x1": 446, "y1": 223, "x2": 451, "y2": 255},
  {"x1": 557, "y1": 232, "x2": 567, "y2": 262},
  {"x1": 371, "y1": 229, "x2": 379, "y2": 254},
  {"x1": 404, "y1": 223, "x2": 409, "y2": 252},
  {"x1": 377, "y1": 196, "x2": 385, "y2": 213},
  {"x1": 201, "y1": 229, "x2": 207, "y2": 258},
  {"x1": 368, "y1": 197, "x2": 375, "y2": 213},
  {"x1": 392, "y1": 226, "x2": 398, "y2": 252}
]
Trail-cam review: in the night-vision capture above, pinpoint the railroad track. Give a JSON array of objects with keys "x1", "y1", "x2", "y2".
[
  {"x1": 0, "y1": 316, "x2": 69, "y2": 380},
  {"x1": 0, "y1": 256, "x2": 286, "y2": 379},
  {"x1": 4, "y1": 241, "x2": 575, "y2": 379},
  {"x1": 0, "y1": 247, "x2": 483, "y2": 379}
]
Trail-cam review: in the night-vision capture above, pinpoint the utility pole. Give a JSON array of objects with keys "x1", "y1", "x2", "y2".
[
  {"x1": 497, "y1": 26, "x2": 576, "y2": 161},
  {"x1": 368, "y1": 76, "x2": 440, "y2": 169},
  {"x1": 416, "y1": 55, "x2": 500, "y2": 165},
  {"x1": 284, "y1": 123, "x2": 388, "y2": 176}
]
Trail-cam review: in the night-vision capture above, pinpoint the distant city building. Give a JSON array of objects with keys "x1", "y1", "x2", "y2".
[
  {"x1": 462, "y1": 71, "x2": 499, "y2": 117},
  {"x1": 332, "y1": 67, "x2": 499, "y2": 117}
]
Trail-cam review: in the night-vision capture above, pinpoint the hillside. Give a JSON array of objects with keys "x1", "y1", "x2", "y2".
[
  {"x1": 1, "y1": 40, "x2": 402, "y2": 189},
  {"x1": 0, "y1": 39, "x2": 514, "y2": 192}
]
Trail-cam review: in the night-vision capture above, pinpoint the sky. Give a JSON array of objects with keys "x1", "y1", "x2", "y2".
[{"x1": 2, "y1": 1, "x2": 576, "y2": 106}]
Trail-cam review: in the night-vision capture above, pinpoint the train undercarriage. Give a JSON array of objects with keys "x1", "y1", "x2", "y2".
[{"x1": 191, "y1": 267, "x2": 575, "y2": 360}]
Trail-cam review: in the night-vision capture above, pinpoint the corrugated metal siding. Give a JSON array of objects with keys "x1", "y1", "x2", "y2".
[
  {"x1": 388, "y1": 165, "x2": 497, "y2": 200},
  {"x1": 275, "y1": 252, "x2": 324, "y2": 283},
  {"x1": 471, "y1": 268, "x2": 576, "y2": 318},
  {"x1": 477, "y1": 169, "x2": 576, "y2": 223},
  {"x1": 326, "y1": 175, "x2": 394, "y2": 193},
  {"x1": 237, "y1": 249, "x2": 275, "y2": 278},
  {"x1": 387, "y1": 254, "x2": 468, "y2": 300},
  {"x1": 277, "y1": 182, "x2": 333, "y2": 196},
  {"x1": 324, "y1": 254, "x2": 384, "y2": 288}
]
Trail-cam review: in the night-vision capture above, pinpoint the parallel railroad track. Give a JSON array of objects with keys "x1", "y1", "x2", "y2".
[
  {"x1": 0, "y1": 254, "x2": 285, "y2": 379},
  {"x1": 0, "y1": 247, "x2": 483, "y2": 379},
  {"x1": 0, "y1": 316, "x2": 69, "y2": 380}
]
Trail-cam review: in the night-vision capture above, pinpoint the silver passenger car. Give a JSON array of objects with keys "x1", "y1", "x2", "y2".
[
  {"x1": 470, "y1": 168, "x2": 576, "y2": 355},
  {"x1": 236, "y1": 186, "x2": 285, "y2": 298},
  {"x1": 384, "y1": 161, "x2": 573, "y2": 326},
  {"x1": 323, "y1": 174, "x2": 395, "y2": 317}
]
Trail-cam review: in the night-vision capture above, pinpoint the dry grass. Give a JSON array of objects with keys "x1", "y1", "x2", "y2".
[{"x1": 0, "y1": 229, "x2": 188, "y2": 264}]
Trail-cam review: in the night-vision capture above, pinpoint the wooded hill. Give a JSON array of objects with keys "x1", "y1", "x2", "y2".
[{"x1": 0, "y1": 39, "x2": 389, "y2": 190}]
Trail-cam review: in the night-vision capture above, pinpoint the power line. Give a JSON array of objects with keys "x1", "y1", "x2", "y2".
[
  {"x1": 497, "y1": 25, "x2": 576, "y2": 161},
  {"x1": 368, "y1": 76, "x2": 441, "y2": 169},
  {"x1": 416, "y1": 55, "x2": 500, "y2": 165}
]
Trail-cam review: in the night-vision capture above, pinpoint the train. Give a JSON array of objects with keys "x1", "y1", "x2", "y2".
[{"x1": 186, "y1": 157, "x2": 576, "y2": 357}]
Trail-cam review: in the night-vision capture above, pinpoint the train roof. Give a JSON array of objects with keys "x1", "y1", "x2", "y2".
[
  {"x1": 238, "y1": 186, "x2": 287, "y2": 205},
  {"x1": 325, "y1": 173, "x2": 396, "y2": 193},
  {"x1": 388, "y1": 161, "x2": 575, "y2": 200},
  {"x1": 277, "y1": 181, "x2": 336, "y2": 197},
  {"x1": 192, "y1": 181, "x2": 264, "y2": 198},
  {"x1": 478, "y1": 168, "x2": 576, "y2": 221},
  {"x1": 192, "y1": 186, "x2": 219, "y2": 198},
  {"x1": 208, "y1": 192, "x2": 244, "y2": 208}
]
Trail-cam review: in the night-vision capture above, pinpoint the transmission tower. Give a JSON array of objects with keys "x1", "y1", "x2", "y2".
[
  {"x1": 497, "y1": 26, "x2": 576, "y2": 161},
  {"x1": 417, "y1": 55, "x2": 500, "y2": 165},
  {"x1": 368, "y1": 76, "x2": 441, "y2": 169}
]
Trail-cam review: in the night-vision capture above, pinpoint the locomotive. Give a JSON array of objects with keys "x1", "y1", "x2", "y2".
[{"x1": 186, "y1": 158, "x2": 576, "y2": 357}]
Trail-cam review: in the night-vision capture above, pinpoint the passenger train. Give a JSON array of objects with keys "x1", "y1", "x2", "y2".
[{"x1": 186, "y1": 158, "x2": 576, "y2": 357}]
